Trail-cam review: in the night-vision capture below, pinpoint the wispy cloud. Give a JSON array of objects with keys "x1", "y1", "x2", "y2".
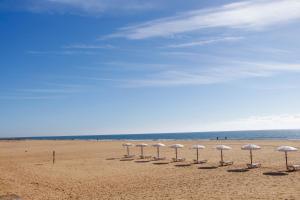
[
  {"x1": 27, "y1": 43, "x2": 114, "y2": 56},
  {"x1": 27, "y1": 50, "x2": 101, "y2": 55},
  {"x1": 200, "y1": 114, "x2": 300, "y2": 132},
  {"x1": 17, "y1": 88, "x2": 80, "y2": 94},
  {"x1": 115, "y1": 114, "x2": 300, "y2": 133},
  {"x1": 109, "y1": 0, "x2": 300, "y2": 39},
  {"x1": 120, "y1": 61, "x2": 300, "y2": 87},
  {"x1": 0, "y1": 95, "x2": 64, "y2": 100},
  {"x1": 5, "y1": 0, "x2": 155, "y2": 15},
  {"x1": 0, "y1": 83, "x2": 92, "y2": 100},
  {"x1": 62, "y1": 44, "x2": 115, "y2": 49},
  {"x1": 104, "y1": 61, "x2": 180, "y2": 71},
  {"x1": 165, "y1": 36, "x2": 244, "y2": 48}
]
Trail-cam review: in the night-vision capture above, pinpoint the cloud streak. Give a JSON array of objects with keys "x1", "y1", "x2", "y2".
[
  {"x1": 115, "y1": 114, "x2": 300, "y2": 133},
  {"x1": 121, "y1": 61, "x2": 300, "y2": 87},
  {"x1": 8, "y1": 0, "x2": 155, "y2": 14},
  {"x1": 0, "y1": 83, "x2": 92, "y2": 100},
  {"x1": 110, "y1": 0, "x2": 300, "y2": 39},
  {"x1": 27, "y1": 50, "x2": 102, "y2": 55},
  {"x1": 165, "y1": 36, "x2": 243, "y2": 48},
  {"x1": 62, "y1": 44, "x2": 114, "y2": 49},
  {"x1": 200, "y1": 114, "x2": 300, "y2": 132}
]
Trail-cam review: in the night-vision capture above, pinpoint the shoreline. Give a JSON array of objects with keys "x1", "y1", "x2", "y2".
[{"x1": 1, "y1": 129, "x2": 300, "y2": 141}]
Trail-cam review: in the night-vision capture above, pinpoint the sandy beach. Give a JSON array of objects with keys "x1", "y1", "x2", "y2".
[{"x1": 0, "y1": 140, "x2": 299, "y2": 200}]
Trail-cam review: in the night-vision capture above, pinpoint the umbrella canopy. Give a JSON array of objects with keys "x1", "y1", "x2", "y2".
[
  {"x1": 277, "y1": 146, "x2": 298, "y2": 152},
  {"x1": 192, "y1": 145, "x2": 205, "y2": 162},
  {"x1": 216, "y1": 145, "x2": 232, "y2": 150},
  {"x1": 122, "y1": 143, "x2": 133, "y2": 147},
  {"x1": 136, "y1": 144, "x2": 148, "y2": 157},
  {"x1": 241, "y1": 144, "x2": 261, "y2": 150},
  {"x1": 241, "y1": 144, "x2": 261, "y2": 165},
  {"x1": 122, "y1": 143, "x2": 133, "y2": 156},
  {"x1": 170, "y1": 144, "x2": 184, "y2": 148},
  {"x1": 277, "y1": 146, "x2": 298, "y2": 170},
  {"x1": 152, "y1": 143, "x2": 166, "y2": 147},
  {"x1": 216, "y1": 145, "x2": 231, "y2": 164},
  {"x1": 152, "y1": 143, "x2": 166, "y2": 158},
  {"x1": 192, "y1": 144, "x2": 205, "y2": 149},
  {"x1": 170, "y1": 144, "x2": 184, "y2": 160},
  {"x1": 136, "y1": 143, "x2": 148, "y2": 147}
]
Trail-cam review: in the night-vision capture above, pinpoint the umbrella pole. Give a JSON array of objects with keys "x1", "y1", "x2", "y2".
[
  {"x1": 157, "y1": 147, "x2": 160, "y2": 158},
  {"x1": 127, "y1": 146, "x2": 129, "y2": 156},
  {"x1": 196, "y1": 148, "x2": 199, "y2": 163},
  {"x1": 175, "y1": 148, "x2": 178, "y2": 161},
  {"x1": 250, "y1": 149, "x2": 253, "y2": 165},
  {"x1": 285, "y1": 151, "x2": 288, "y2": 170},
  {"x1": 141, "y1": 147, "x2": 144, "y2": 158},
  {"x1": 221, "y1": 149, "x2": 223, "y2": 165}
]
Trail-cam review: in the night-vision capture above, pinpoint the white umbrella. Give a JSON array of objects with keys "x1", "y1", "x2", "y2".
[
  {"x1": 152, "y1": 143, "x2": 166, "y2": 159},
  {"x1": 136, "y1": 143, "x2": 148, "y2": 158},
  {"x1": 122, "y1": 143, "x2": 133, "y2": 156},
  {"x1": 192, "y1": 145, "x2": 205, "y2": 163},
  {"x1": 241, "y1": 144, "x2": 261, "y2": 165},
  {"x1": 277, "y1": 146, "x2": 298, "y2": 170},
  {"x1": 216, "y1": 145, "x2": 232, "y2": 163},
  {"x1": 170, "y1": 144, "x2": 184, "y2": 161}
]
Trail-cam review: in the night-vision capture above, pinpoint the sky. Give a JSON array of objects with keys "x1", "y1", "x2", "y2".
[{"x1": 1, "y1": 0, "x2": 300, "y2": 137}]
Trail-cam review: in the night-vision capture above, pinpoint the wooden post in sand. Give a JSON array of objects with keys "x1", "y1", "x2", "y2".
[
  {"x1": 140, "y1": 146, "x2": 144, "y2": 158},
  {"x1": 53, "y1": 151, "x2": 56, "y2": 164},
  {"x1": 285, "y1": 151, "x2": 288, "y2": 170},
  {"x1": 126, "y1": 146, "x2": 130, "y2": 156},
  {"x1": 220, "y1": 149, "x2": 223, "y2": 165},
  {"x1": 196, "y1": 148, "x2": 199, "y2": 163},
  {"x1": 250, "y1": 149, "x2": 253, "y2": 165}
]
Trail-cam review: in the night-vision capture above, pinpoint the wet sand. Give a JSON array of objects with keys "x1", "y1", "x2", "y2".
[{"x1": 0, "y1": 140, "x2": 299, "y2": 200}]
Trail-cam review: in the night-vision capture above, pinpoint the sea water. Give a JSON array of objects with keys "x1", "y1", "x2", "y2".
[{"x1": 3, "y1": 129, "x2": 300, "y2": 140}]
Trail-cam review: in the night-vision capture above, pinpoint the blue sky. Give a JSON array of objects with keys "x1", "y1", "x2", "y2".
[{"x1": 1, "y1": 0, "x2": 300, "y2": 137}]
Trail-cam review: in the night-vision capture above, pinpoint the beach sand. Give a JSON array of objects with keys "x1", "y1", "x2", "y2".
[{"x1": 0, "y1": 140, "x2": 299, "y2": 200}]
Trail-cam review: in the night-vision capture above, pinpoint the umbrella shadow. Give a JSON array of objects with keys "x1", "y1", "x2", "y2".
[
  {"x1": 198, "y1": 166, "x2": 218, "y2": 169},
  {"x1": 227, "y1": 168, "x2": 249, "y2": 173},
  {"x1": 174, "y1": 163, "x2": 192, "y2": 167},
  {"x1": 119, "y1": 158, "x2": 134, "y2": 161},
  {"x1": 0, "y1": 194, "x2": 22, "y2": 200},
  {"x1": 263, "y1": 171, "x2": 288, "y2": 176},
  {"x1": 135, "y1": 160, "x2": 152, "y2": 163},
  {"x1": 34, "y1": 163, "x2": 44, "y2": 166},
  {"x1": 153, "y1": 162, "x2": 170, "y2": 165},
  {"x1": 106, "y1": 158, "x2": 120, "y2": 160}
]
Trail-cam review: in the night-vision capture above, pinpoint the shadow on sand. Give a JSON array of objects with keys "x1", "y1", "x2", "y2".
[
  {"x1": 119, "y1": 158, "x2": 134, "y2": 161},
  {"x1": 198, "y1": 166, "x2": 218, "y2": 169},
  {"x1": 134, "y1": 160, "x2": 152, "y2": 163},
  {"x1": 227, "y1": 168, "x2": 249, "y2": 173},
  {"x1": 0, "y1": 194, "x2": 22, "y2": 200},
  {"x1": 263, "y1": 171, "x2": 288, "y2": 176},
  {"x1": 106, "y1": 158, "x2": 119, "y2": 160},
  {"x1": 174, "y1": 163, "x2": 192, "y2": 167},
  {"x1": 153, "y1": 162, "x2": 169, "y2": 165}
]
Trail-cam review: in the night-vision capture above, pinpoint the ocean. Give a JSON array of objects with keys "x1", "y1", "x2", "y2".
[{"x1": 2, "y1": 129, "x2": 300, "y2": 141}]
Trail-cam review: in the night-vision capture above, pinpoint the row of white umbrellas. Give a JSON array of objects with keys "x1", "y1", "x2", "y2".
[
  {"x1": 123, "y1": 143, "x2": 167, "y2": 159},
  {"x1": 123, "y1": 143, "x2": 298, "y2": 169}
]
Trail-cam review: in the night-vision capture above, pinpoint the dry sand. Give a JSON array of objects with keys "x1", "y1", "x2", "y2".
[{"x1": 0, "y1": 140, "x2": 299, "y2": 200}]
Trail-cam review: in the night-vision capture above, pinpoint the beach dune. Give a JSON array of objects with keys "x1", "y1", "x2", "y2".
[{"x1": 0, "y1": 140, "x2": 299, "y2": 200}]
